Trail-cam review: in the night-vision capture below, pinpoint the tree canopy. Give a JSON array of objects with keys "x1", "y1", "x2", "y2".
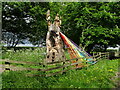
[{"x1": 2, "y1": 2, "x2": 120, "y2": 52}]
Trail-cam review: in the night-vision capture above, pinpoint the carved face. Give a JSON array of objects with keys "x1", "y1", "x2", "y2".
[{"x1": 48, "y1": 24, "x2": 60, "y2": 33}]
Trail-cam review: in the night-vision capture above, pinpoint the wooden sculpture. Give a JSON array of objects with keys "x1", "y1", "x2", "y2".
[{"x1": 46, "y1": 10, "x2": 65, "y2": 63}]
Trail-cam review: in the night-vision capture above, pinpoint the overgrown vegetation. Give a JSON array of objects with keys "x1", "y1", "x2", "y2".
[
  {"x1": 2, "y1": 48, "x2": 46, "y2": 62},
  {"x1": 2, "y1": 2, "x2": 120, "y2": 52},
  {"x1": 1, "y1": 49, "x2": 119, "y2": 88}
]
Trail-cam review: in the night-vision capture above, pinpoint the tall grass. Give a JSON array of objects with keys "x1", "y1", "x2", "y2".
[
  {"x1": 1, "y1": 48, "x2": 119, "y2": 88},
  {"x1": 2, "y1": 48, "x2": 46, "y2": 63},
  {"x1": 2, "y1": 59, "x2": 119, "y2": 88}
]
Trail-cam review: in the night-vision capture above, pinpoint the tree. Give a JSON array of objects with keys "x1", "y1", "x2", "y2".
[
  {"x1": 27, "y1": 2, "x2": 49, "y2": 46},
  {"x1": 56, "y1": 2, "x2": 120, "y2": 52},
  {"x1": 2, "y1": 2, "x2": 120, "y2": 53},
  {"x1": 2, "y1": 2, "x2": 32, "y2": 47},
  {"x1": 79, "y1": 2, "x2": 120, "y2": 52},
  {"x1": 2, "y1": 2, "x2": 49, "y2": 47}
]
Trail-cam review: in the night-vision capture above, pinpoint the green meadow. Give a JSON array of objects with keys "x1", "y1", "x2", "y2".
[{"x1": 1, "y1": 48, "x2": 119, "y2": 88}]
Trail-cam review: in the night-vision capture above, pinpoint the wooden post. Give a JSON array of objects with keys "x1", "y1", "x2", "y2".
[
  {"x1": 105, "y1": 52, "x2": 107, "y2": 59},
  {"x1": 93, "y1": 52, "x2": 95, "y2": 60},
  {"x1": 105, "y1": 52, "x2": 106, "y2": 59},
  {"x1": 93, "y1": 52, "x2": 96, "y2": 60},
  {"x1": 46, "y1": 10, "x2": 65, "y2": 64},
  {"x1": 5, "y1": 61, "x2": 10, "y2": 71},
  {"x1": 99, "y1": 52, "x2": 101, "y2": 59},
  {"x1": 107, "y1": 52, "x2": 109, "y2": 59},
  {"x1": 62, "y1": 60, "x2": 66, "y2": 74}
]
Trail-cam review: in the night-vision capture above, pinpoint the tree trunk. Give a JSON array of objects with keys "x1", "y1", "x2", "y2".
[{"x1": 104, "y1": 45, "x2": 107, "y2": 52}]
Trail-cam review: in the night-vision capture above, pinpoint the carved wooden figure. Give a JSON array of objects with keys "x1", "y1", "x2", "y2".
[{"x1": 46, "y1": 10, "x2": 65, "y2": 63}]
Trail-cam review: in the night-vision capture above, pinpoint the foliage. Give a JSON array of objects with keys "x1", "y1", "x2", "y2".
[
  {"x1": 2, "y1": 48, "x2": 46, "y2": 63},
  {"x1": 2, "y1": 2, "x2": 31, "y2": 47},
  {"x1": 2, "y1": 2, "x2": 120, "y2": 52},
  {"x1": 2, "y1": 2, "x2": 49, "y2": 47},
  {"x1": 59, "y1": 2, "x2": 120, "y2": 52},
  {"x1": 27, "y1": 2, "x2": 49, "y2": 45}
]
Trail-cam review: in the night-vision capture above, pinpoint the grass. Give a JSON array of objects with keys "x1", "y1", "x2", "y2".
[
  {"x1": 2, "y1": 48, "x2": 46, "y2": 63},
  {"x1": 1, "y1": 48, "x2": 120, "y2": 88}
]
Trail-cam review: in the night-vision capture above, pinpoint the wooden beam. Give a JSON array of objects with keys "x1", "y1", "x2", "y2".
[{"x1": 0, "y1": 59, "x2": 42, "y2": 65}]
